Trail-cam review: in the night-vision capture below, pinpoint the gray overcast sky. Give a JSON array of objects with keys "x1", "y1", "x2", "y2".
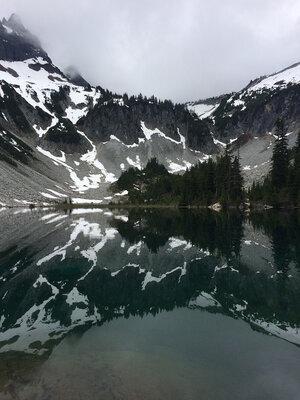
[{"x1": 1, "y1": 0, "x2": 300, "y2": 102}]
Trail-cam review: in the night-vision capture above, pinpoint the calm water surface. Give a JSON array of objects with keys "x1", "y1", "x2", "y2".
[{"x1": 0, "y1": 208, "x2": 299, "y2": 400}]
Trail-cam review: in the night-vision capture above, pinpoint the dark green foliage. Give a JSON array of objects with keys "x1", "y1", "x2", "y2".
[
  {"x1": 112, "y1": 154, "x2": 244, "y2": 207},
  {"x1": 231, "y1": 156, "x2": 245, "y2": 203},
  {"x1": 111, "y1": 208, "x2": 244, "y2": 259},
  {"x1": 143, "y1": 157, "x2": 169, "y2": 177},
  {"x1": 114, "y1": 167, "x2": 140, "y2": 191},
  {"x1": 248, "y1": 118, "x2": 300, "y2": 208},
  {"x1": 271, "y1": 118, "x2": 289, "y2": 188},
  {"x1": 289, "y1": 131, "x2": 300, "y2": 205}
]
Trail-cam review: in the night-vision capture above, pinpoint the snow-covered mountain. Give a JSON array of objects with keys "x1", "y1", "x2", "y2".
[
  {"x1": 0, "y1": 14, "x2": 299, "y2": 205},
  {"x1": 188, "y1": 64, "x2": 300, "y2": 184},
  {"x1": 0, "y1": 14, "x2": 216, "y2": 206}
]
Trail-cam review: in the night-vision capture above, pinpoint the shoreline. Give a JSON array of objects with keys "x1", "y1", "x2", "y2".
[{"x1": 1, "y1": 202, "x2": 299, "y2": 211}]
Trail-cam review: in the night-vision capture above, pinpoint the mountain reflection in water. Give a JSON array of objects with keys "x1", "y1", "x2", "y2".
[{"x1": 0, "y1": 208, "x2": 299, "y2": 400}]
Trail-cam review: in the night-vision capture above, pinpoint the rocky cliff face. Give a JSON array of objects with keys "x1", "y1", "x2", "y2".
[
  {"x1": 0, "y1": 14, "x2": 299, "y2": 205},
  {"x1": 189, "y1": 64, "x2": 300, "y2": 142},
  {"x1": 78, "y1": 93, "x2": 215, "y2": 152},
  {"x1": 211, "y1": 64, "x2": 300, "y2": 142},
  {"x1": 0, "y1": 14, "x2": 48, "y2": 61}
]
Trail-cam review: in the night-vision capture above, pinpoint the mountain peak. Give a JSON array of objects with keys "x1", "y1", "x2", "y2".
[
  {"x1": 2, "y1": 13, "x2": 27, "y2": 36},
  {"x1": 64, "y1": 65, "x2": 90, "y2": 87},
  {"x1": 0, "y1": 13, "x2": 49, "y2": 62},
  {"x1": 7, "y1": 13, "x2": 26, "y2": 33}
]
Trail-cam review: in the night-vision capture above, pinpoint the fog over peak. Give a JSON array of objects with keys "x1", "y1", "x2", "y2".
[{"x1": 1, "y1": 0, "x2": 300, "y2": 102}]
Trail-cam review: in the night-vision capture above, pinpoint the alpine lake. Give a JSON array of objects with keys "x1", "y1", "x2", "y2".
[{"x1": 0, "y1": 207, "x2": 299, "y2": 400}]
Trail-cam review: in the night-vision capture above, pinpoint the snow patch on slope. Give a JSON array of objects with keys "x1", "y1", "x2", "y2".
[
  {"x1": 0, "y1": 57, "x2": 100, "y2": 131},
  {"x1": 187, "y1": 103, "x2": 219, "y2": 119},
  {"x1": 248, "y1": 63, "x2": 300, "y2": 92}
]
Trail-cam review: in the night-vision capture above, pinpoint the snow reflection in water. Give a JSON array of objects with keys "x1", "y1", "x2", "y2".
[{"x1": 0, "y1": 208, "x2": 300, "y2": 400}]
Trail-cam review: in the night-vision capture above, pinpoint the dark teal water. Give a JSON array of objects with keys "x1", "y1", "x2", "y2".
[{"x1": 0, "y1": 208, "x2": 299, "y2": 399}]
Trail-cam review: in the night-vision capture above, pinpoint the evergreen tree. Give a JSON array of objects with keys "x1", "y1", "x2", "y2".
[
  {"x1": 248, "y1": 120, "x2": 300, "y2": 208},
  {"x1": 289, "y1": 131, "x2": 300, "y2": 205},
  {"x1": 215, "y1": 146, "x2": 232, "y2": 207},
  {"x1": 271, "y1": 118, "x2": 289, "y2": 189},
  {"x1": 112, "y1": 152, "x2": 245, "y2": 207},
  {"x1": 230, "y1": 155, "x2": 244, "y2": 204},
  {"x1": 144, "y1": 158, "x2": 169, "y2": 177},
  {"x1": 205, "y1": 158, "x2": 216, "y2": 205}
]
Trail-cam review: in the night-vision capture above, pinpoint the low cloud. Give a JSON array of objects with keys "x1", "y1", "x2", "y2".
[{"x1": 1, "y1": 0, "x2": 300, "y2": 101}]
